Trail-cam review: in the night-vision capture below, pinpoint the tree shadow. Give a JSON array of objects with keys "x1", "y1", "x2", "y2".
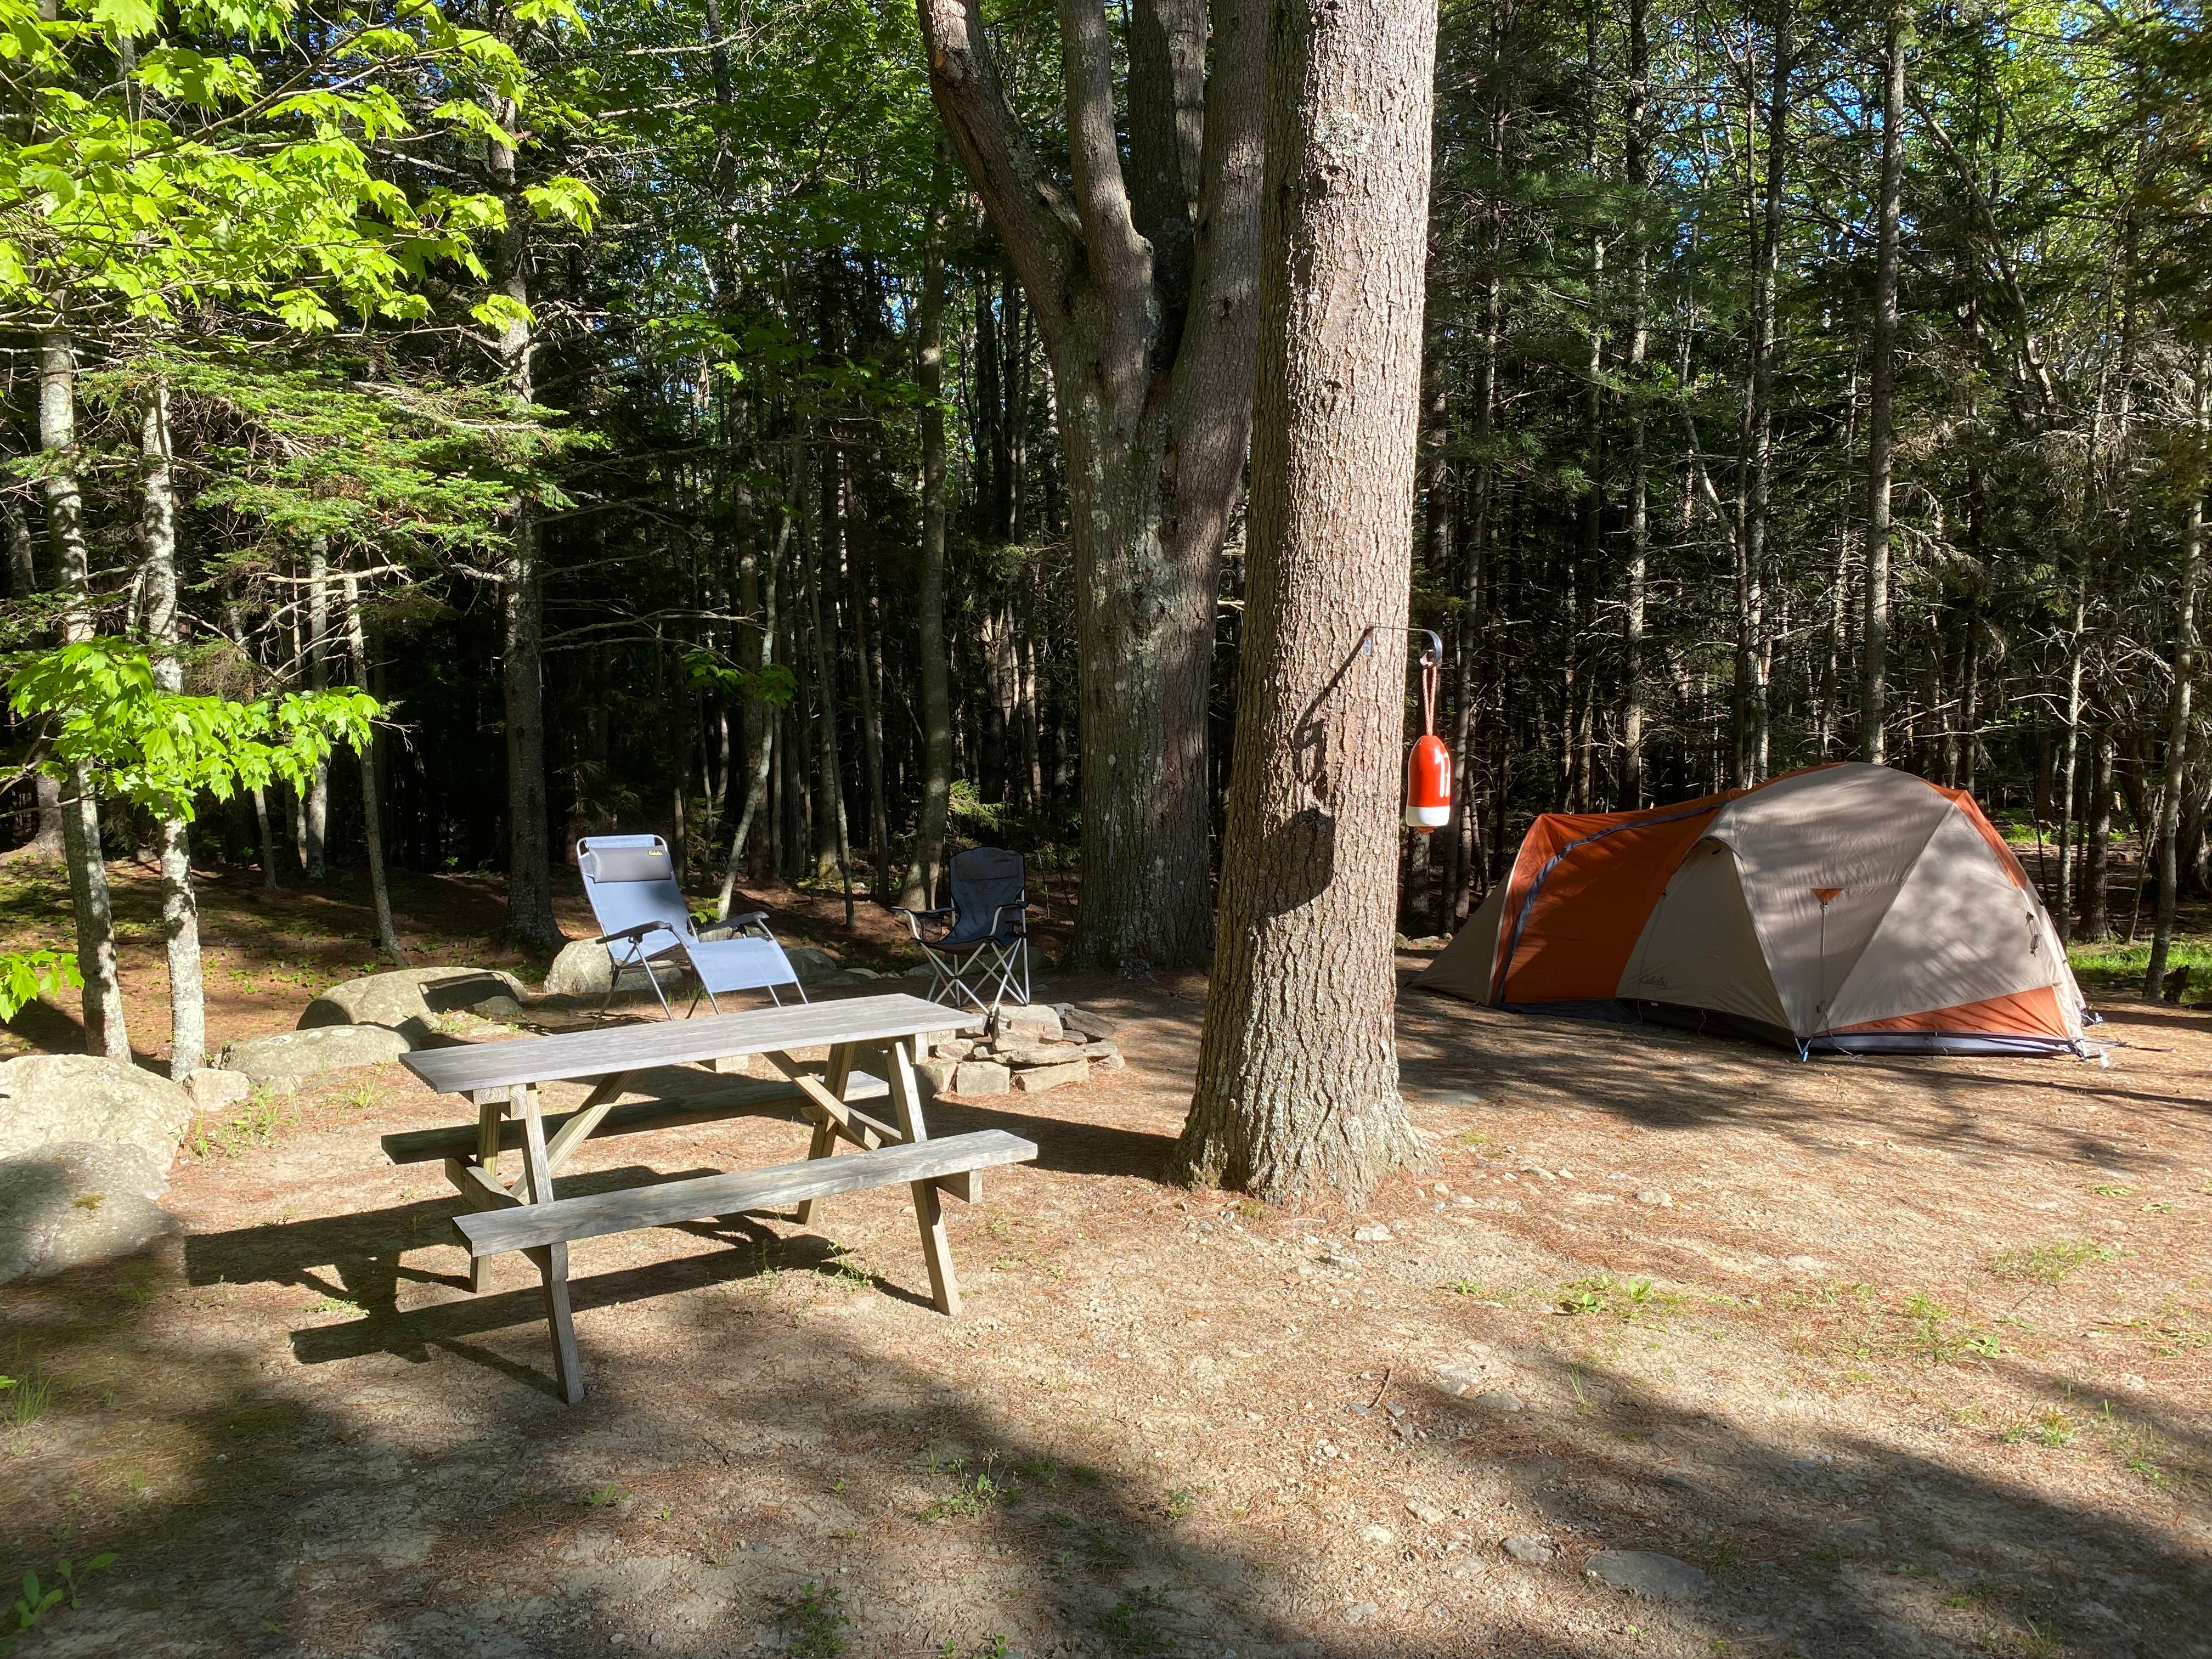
[
  {"x1": 4, "y1": 1222, "x2": 2208, "y2": 1657},
  {"x1": 1395, "y1": 991, "x2": 2209, "y2": 1171},
  {"x1": 1406, "y1": 1341, "x2": 2209, "y2": 1656}
]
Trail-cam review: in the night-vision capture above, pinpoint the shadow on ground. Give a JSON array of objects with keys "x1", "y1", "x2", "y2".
[{"x1": 5, "y1": 1194, "x2": 2206, "y2": 1657}]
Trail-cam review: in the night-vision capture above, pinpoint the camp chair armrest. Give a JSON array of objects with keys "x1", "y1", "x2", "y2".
[
  {"x1": 591, "y1": 921, "x2": 668, "y2": 946},
  {"x1": 725, "y1": 910, "x2": 770, "y2": 928},
  {"x1": 893, "y1": 907, "x2": 956, "y2": 941},
  {"x1": 986, "y1": 901, "x2": 1031, "y2": 935}
]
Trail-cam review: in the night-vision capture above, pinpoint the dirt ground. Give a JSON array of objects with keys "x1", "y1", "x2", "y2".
[{"x1": 1, "y1": 860, "x2": 2208, "y2": 1658}]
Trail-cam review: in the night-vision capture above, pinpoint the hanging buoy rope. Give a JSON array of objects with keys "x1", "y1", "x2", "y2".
[{"x1": 1404, "y1": 634, "x2": 1451, "y2": 832}]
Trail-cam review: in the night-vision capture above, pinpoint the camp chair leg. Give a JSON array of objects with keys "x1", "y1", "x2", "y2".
[
  {"x1": 886, "y1": 1040, "x2": 959, "y2": 1315},
  {"x1": 517, "y1": 1084, "x2": 584, "y2": 1403}
]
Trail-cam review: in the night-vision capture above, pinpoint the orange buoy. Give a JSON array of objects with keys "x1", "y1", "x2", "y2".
[
  {"x1": 1403, "y1": 633, "x2": 1451, "y2": 831},
  {"x1": 1405, "y1": 732, "x2": 1452, "y2": 830}
]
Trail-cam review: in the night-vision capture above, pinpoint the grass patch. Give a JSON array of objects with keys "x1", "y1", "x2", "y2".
[
  {"x1": 2066, "y1": 936, "x2": 2212, "y2": 996},
  {"x1": 2098, "y1": 1408, "x2": 2170, "y2": 1486},
  {"x1": 186, "y1": 1090, "x2": 285, "y2": 1159},
  {"x1": 1, "y1": 1367, "x2": 57, "y2": 1430},
  {"x1": 1835, "y1": 1292, "x2": 2003, "y2": 1365},
  {"x1": 921, "y1": 1453, "x2": 1014, "y2": 1522},
  {"x1": 1096, "y1": 1586, "x2": 1174, "y2": 1655},
  {"x1": 2117, "y1": 1303, "x2": 2211, "y2": 1356},
  {"x1": 776, "y1": 1581, "x2": 847, "y2": 1658},
  {"x1": 1990, "y1": 1239, "x2": 2114, "y2": 1286},
  {"x1": 1555, "y1": 1273, "x2": 1685, "y2": 1320}
]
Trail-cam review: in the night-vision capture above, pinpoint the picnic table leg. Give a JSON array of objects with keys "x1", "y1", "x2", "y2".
[
  {"x1": 795, "y1": 1042, "x2": 856, "y2": 1227},
  {"x1": 888, "y1": 1036, "x2": 961, "y2": 1315},
  {"x1": 516, "y1": 1082, "x2": 585, "y2": 1404},
  {"x1": 469, "y1": 1091, "x2": 509, "y2": 1294}
]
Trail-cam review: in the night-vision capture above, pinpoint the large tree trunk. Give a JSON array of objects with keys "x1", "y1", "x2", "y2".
[
  {"x1": 343, "y1": 567, "x2": 408, "y2": 964},
  {"x1": 41, "y1": 329, "x2": 127, "y2": 1060},
  {"x1": 141, "y1": 380, "x2": 204, "y2": 1078},
  {"x1": 901, "y1": 179, "x2": 955, "y2": 912},
  {"x1": 1172, "y1": 0, "x2": 1436, "y2": 1205},
  {"x1": 1736, "y1": 0, "x2": 1792, "y2": 786},
  {"x1": 2145, "y1": 347, "x2": 2207, "y2": 996},
  {"x1": 5, "y1": 493, "x2": 65, "y2": 858},
  {"x1": 1859, "y1": 2, "x2": 1906, "y2": 763},
  {"x1": 718, "y1": 464, "x2": 792, "y2": 914},
  {"x1": 489, "y1": 69, "x2": 563, "y2": 952},
  {"x1": 1620, "y1": 0, "x2": 1651, "y2": 810},
  {"x1": 2053, "y1": 580, "x2": 2085, "y2": 941},
  {"x1": 916, "y1": 0, "x2": 1262, "y2": 974},
  {"x1": 302, "y1": 538, "x2": 330, "y2": 880},
  {"x1": 2081, "y1": 729, "x2": 2114, "y2": 940}
]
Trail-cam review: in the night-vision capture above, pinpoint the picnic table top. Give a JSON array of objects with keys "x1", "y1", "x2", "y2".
[{"x1": 399, "y1": 991, "x2": 979, "y2": 1097}]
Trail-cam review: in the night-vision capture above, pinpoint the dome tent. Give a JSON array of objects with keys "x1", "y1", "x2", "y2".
[{"x1": 1416, "y1": 764, "x2": 2096, "y2": 1057}]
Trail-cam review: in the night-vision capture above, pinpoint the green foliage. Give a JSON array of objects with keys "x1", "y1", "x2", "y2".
[
  {"x1": 8, "y1": 640, "x2": 374, "y2": 822},
  {"x1": 776, "y1": 1582, "x2": 847, "y2": 1658},
  {"x1": 682, "y1": 647, "x2": 797, "y2": 707},
  {"x1": 0, "y1": 0, "x2": 594, "y2": 333},
  {"x1": 0, "y1": 949, "x2": 79, "y2": 1020},
  {"x1": 1555, "y1": 1273, "x2": 1685, "y2": 1319},
  {"x1": 0, "y1": 1369, "x2": 57, "y2": 1429},
  {"x1": 1991, "y1": 1239, "x2": 2116, "y2": 1287},
  {"x1": 6, "y1": 1552, "x2": 114, "y2": 1645}
]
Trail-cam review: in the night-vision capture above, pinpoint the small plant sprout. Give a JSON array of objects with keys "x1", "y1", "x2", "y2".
[{"x1": 777, "y1": 1581, "x2": 848, "y2": 1658}]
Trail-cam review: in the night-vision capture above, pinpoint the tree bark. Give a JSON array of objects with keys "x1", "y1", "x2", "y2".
[
  {"x1": 902, "y1": 176, "x2": 955, "y2": 911},
  {"x1": 2145, "y1": 347, "x2": 2207, "y2": 996},
  {"x1": 720, "y1": 461, "x2": 793, "y2": 915},
  {"x1": 302, "y1": 537, "x2": 330, "y2": 880},
  {"x1": 2081, "y1": 729, "x2": 2114, "y2": 940},
  {"x1": 1859, "y1": 2, "x2": 1906, "y2": 764},
  {"x1": 141, "y1": 379, "x2": 204, "y2": 1077},
  {"x1": 1172, "y1": 0, "x2": 1436, "y2": 1205},
  {"x1": 915, "y1": 0, "x2": 1262, "y2": 973},
  {"x1": 489, "y1": 48, "x2": 563, "y2": 952},
  {"x1": 1736, "y1": 0, "x2": 1791, "y2": 786},
  {"x1": 41, "y1": 329, "x2": 127, "y2": 1060},
  {"x1": 343, "y1": 566, "x2": 408, "y2": 964},
  {"x1": 2053, "y1": 580, "x2": 2085, "y2": 943},
  {"x1": 1621, "y1": 0, "x2": 1651, "y2": 810}
]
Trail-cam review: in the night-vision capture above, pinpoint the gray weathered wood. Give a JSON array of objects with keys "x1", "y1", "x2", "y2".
[
  {"x1": 469, "y1": 1090, "x2": 508, "y2": 1293},
  {"x1": 543, "y1": 1071, "x2": 634, "y2": 1171},
  {"x1": 797, "y1": 1043, "x2": 856, "y2": 1227},
  {"x1": 401, "y1": 994, "x2": 980, "y2": 1096},
  {"x1": 934, "y1": 1168, "x2": 982, "y2": 1204},
  {"x1": 452, "y1": 1128, "x2": 1037, "y2": 1257},
  {"x1": 888, "y1": 1037, "x2": 960, "y2": 1314},
  {"x1": 380, "y1": 1071, "x2": 889, "y2": 1166},
  {"x1": 446, "y1": 1156, "x2": 524, "y2": 1212},
  {"x1": 516, "y1": 1083, "x2": 585, "y2": 1403}
]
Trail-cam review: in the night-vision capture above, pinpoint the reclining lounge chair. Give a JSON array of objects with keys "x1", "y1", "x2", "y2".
[{"x1": 577, "y1": 834, "x2": 805, "y2": 1019}]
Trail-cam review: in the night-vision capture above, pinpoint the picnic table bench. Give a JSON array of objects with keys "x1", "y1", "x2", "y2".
[{"x1": 388, "y1": 992, "x2": 1038, "y2": 1403}]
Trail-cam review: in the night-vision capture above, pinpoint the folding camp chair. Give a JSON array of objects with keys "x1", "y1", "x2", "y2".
[
  {"x1": 894, "y1": 846, "x2": 1031, "y2": 1013},
  {"x1": 576, "y1": 834, "x2": 806, "y2": 1019}
]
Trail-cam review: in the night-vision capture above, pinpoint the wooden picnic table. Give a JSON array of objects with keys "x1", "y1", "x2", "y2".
[{"x1": 388, "y1": 992, "x2": 1038, "y2": 1403}]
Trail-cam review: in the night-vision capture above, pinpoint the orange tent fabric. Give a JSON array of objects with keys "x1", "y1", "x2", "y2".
[{"x1": 1488, "y1": 798, "x2": 1733, "y2": 1003}]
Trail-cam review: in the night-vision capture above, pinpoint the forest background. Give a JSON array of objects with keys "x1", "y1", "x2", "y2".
[{"x1": 3, "y1": 0, "x2": 2209, "y2": 1080}]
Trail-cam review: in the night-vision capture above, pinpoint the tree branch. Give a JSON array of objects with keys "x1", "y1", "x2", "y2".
[
  {"x1": 915, "y1": 0, "x2": 1083, "y2": 324},
  {"x1": 1058, "y1": 0, "x2": 1148, "y2": 293}
]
